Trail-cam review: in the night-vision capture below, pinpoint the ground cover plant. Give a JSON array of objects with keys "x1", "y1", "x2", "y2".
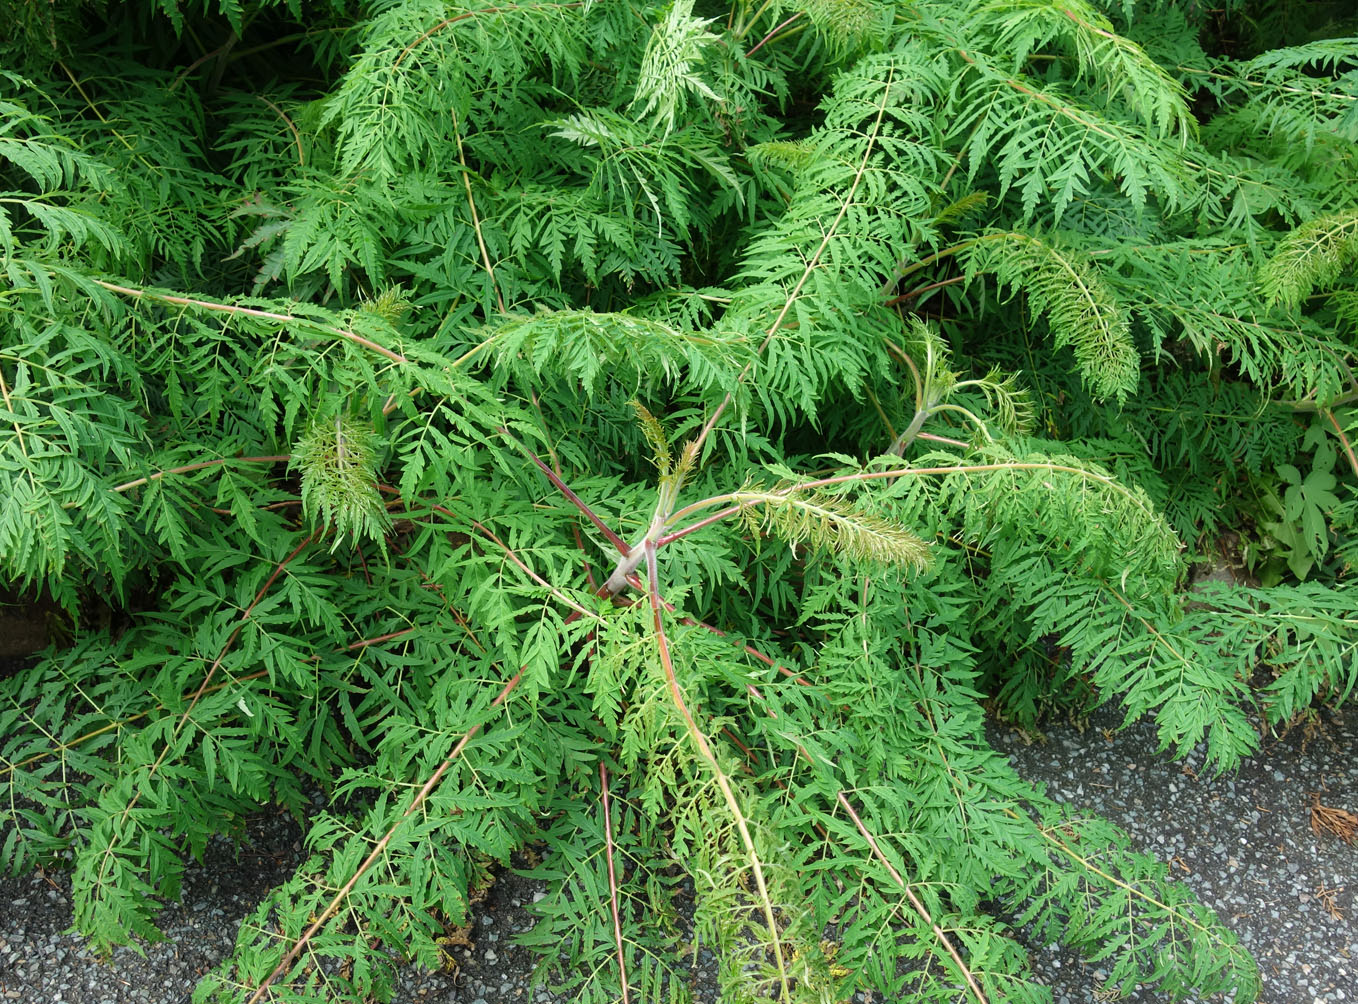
[{"x1": 1, "y1": 0, "x2": 1356, "y2": 1001}]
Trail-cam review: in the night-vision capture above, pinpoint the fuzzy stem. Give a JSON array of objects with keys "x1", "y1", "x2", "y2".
[
  {"x1": 602, "y1": 533, "x2": 652, "y2": 595},
  {"x1": 643, "y1": 543, "x2": 789, "y2": 999},
  {"x1": 884, "y1": 338, "x2": 925, "y2": 414},
  {"x1": 658, "y1": 459, "x2": 1148, "y2": 548},
  {"x1": 601, "y1": 458, "x2": 693, "y2": 594},
  {"x1": 919, "y1": 430, "x2": 971, "y2": 448},
  {"x1": 887, "y1": 408, "x2": 931, "y2": 456}
]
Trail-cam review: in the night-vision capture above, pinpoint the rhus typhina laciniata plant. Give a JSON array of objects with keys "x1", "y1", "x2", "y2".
[{"x1": 3, "y1": 0, "x2": 1357, "y2": 1001}]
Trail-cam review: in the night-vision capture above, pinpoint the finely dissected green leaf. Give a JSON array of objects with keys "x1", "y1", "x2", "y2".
[
  {"x1": 736, "y1": 488, "x2": 933, "y2": 571},
  {"x1": 963, "y1": 230, "x2": 1138, "y2": 403},
  {"x1": 969, "y1": 0, "x2": 1197, "y2": 141},
  {"x1": 794, "y1": 0, "x2": 892, "y2": 58},
  {"x1": 1258, "y1": 209, "x2": 1358, "y2": 309},
  {"x1": 1186, "y1": 581, "x2": 1358, "y2": 727},
  {"x1": 291, "y1": 414, "x2": 392, "y2": 551},
  {"x1": 482, "y1": 307, "x2": 751, "y2": 397},
  {"x1": 11, "y1": 2, "x2": 1358, "y2": 1003},
  {"x1": 630, "y1": 0, "x2": 722, "y2": 135}
]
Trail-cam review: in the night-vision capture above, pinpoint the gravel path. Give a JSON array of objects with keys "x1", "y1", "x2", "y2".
[
  {"x1": 987, "y1": 704, "x2": 1356, "y2": 1004},
  {"x1": 2, "y1": 705, "x2": 1353, "y2": 1004}
]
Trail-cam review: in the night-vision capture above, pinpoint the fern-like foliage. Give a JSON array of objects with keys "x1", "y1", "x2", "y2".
[
  {"x1": 963, "y1": 230, "x2": 1139, "y2": 403},
  {"x1": 1258, "y1": 208, "x2": 1358, "y2": 309},
  {"x1": 3, "y1": 2, "x2": 1357, "y2": 1003},
  {"x1": 292, "y1": 414, "x2": 391, "y2": 551}
]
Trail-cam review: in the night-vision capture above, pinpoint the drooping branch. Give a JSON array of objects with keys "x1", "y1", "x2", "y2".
[
  {"x1": 643, "y1": 542, "x2": 790, "y2": 1000},
  {"x1": 92, "y1": 280, "x2": 409, "y2": 364},
  {"x1": 92, "y1": 532, "x2": 320, "y2": 900},
  {"x1": 690, "y1": 65, "x2": 899, "y2": 455},
  {"x1": 659, "y1": 459, "x2": 1155, "y2": 548},
  {"x1": 106, "y1": 454, "x2": 291, "y2": 497},
  {"x1": 837, "y1": 792, "x2": 990, "y2": 1004},
  {"x1": 0, "y1": 625, "x2": 418, "y2": 779},
  {"x1": 246, "y1": 669, "x2": 525, "y2": 1004}
]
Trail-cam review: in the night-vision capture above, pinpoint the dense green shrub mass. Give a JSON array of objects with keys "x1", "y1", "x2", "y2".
[{"x1": 2, "y1": 1, "x2": 1356, "y2": 1001}]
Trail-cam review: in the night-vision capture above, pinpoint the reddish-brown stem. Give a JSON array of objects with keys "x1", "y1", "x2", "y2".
[
  {"x1": 600, "y1": 763, "x2": 631, "y2": 1004},
  {"x1": 255, "y1": 94, "x2": 304, "y2": 166},
  {"x1": 746, "y1": 13, "x2": 801, "y2": 57},
  {"x1": 247, "y1": 669, "x2": 524, "y2": 1004},
  {"x1": 1325, "y1": 409, "x2": 1358, "y2": 479},
  {"x1": 835, "y1": 792, "x2": 989, "y2": 1004},
  {"x1": 500, "y1": 429, "x2": 630, "y2": 555},
  {"x1": 347, "y1": 627, "x2": 417, "y2": 650},
  {"x1": 884, "y1": 274, "x2": 967, "y2": 306},
  {"x1": 721, "y1": 726, "x2": 760, "y2": 767},
  {"x1": 655, "y1": 505, "x2": 741, "y2": 547}
]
